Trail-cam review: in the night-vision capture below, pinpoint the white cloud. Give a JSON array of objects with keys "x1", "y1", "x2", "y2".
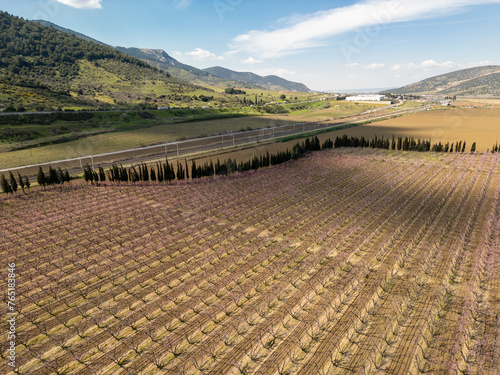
[
  {"x1": 253, "y1": 68, "x2": 297, "y2": 78},
  {"x1": 241, "y1": 57, "x2": 263, "y2": 64},
  {"x1": 366, "y1": 63, "x2": 385, "y2": 69},
  {"x1": 185, "y1": 48, "x2": 224, "y2": 61},
  {"x1": 420, "y1": 59, "x2": 457, "y2": 69},
  {"x1": 172, "y1": 51, "x2": 183, "y2": 57},
  {"x1": 174, "y1": 0, "x2": 192, "y2": 9},
  {"x1": 55, "y1": 0, "x2": 102, "y2": 9},
  {"x1": 397, "y1": 60, "x2": 493, "y2": 71},
  {"x1": 231, "y1": 0, "x2": 500, "y2": 58},
  {"x1": 345, "y1": 62, "x2": 360, "y2": 67}
]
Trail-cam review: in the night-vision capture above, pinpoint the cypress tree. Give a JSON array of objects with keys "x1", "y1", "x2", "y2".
[
  {"x1": 9, "y1": 171, "x2": 17, "y2": 193},
  {"x1": 163, "y1": 162, "x2": 169, "y2": 182},
  {"x1": 157, "y1": 163, "x2": 163, "y2": 182},
  {"x1": 461, "y1": 141, "x2": 466, "y2": 153},
  {"x1": 48, "y1": 166, "x2": 59, "y2": 185},
  {"x1": 1, "y1": 175, "x2": 12, "y2": 194},
  {"x1": 63, "y1": 169, "x2": 70, "y2": 183},
  {"x1": 185, "y1": 160, "x2": 189, "y2": 179},
  {"x1": 99, "y1": 166, "x2": 106, "y2": 182},
  {"x1": 57, "y1": 168, "x2": 65, "y2": 184},
  {"x1": 176, "y1": 161, "x2": 184, "y2": 180},
  {"x1": 151, "y1": 167, "x2": 156, "y2": 181},
  {"x1": 131, "y1": 167, "x2": 138, "y2": 182},
  {"x1": 24, "y1": 176, "x2": 30, "y2": 191},
  {"x1": 37, "y1": 167, "x2": 46, "y2": 186},
  {"x1": 209, "y1": 160, "x2": 214, "y2": 176},
  {"x1": 471, "y1": 142, "x2": 476, "y2": 153},
  {"x1": 191, "y1": 160, "x2": 197, "y2": 179},
  {"x1": 84, "y1": 165, "x2": 93, "y2": 183},
  {"x1": 17, "y1": 172, "x2": 25, "y2": 193},
  {"x1": 121, "y1": 166, "x2": 128, "y2": 182},
  {"x1": 142, "y1": 163, "x2": 149, "y2": 181}
]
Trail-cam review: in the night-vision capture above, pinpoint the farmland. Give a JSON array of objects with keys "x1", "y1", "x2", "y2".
[
  {"x1": 323, "y1": 108, "x2": 500, "y2": 152},
  {"x1": 0, "y1": 101, "x2": 386, "y2": 169},
  {"x1": 1, "y1": 148, "x2": 499, "y2": 374}
]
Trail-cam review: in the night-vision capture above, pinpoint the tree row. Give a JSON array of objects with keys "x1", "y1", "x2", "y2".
[{"x1": 334, "y1": 134, "x2": 477, "y2": 153}]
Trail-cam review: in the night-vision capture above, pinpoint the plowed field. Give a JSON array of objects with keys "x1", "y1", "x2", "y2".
[{"x1": 1, "y1": 148, "x2": 499, "y2": 374}]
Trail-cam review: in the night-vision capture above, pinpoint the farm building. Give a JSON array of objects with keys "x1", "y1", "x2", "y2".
[{"x1": 346, "y1": 94, "x2": 385, "y2": 101}]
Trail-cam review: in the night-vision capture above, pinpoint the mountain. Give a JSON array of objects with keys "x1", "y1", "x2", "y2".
[
  {"x1": 390, "y1": 66, "x2": 500, "y2": 96},
  {"x1": 203, "y1": 66, "x2": 311, "y2": 92},
  {"x1": 0, "y1": 12, "x2": 213, "y2": 111},
  {"x1": 115, "y1": 48, "x2": 311, "y2": 92},
  {"x1": 114, "y1": 47, "x2": 263, "y2": 89}
]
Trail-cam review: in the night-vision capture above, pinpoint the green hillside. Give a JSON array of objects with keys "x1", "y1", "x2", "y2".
[
  {"x1": 0, "y1": 12, "x2": 222, "y2": 111},
  {"x1": 390, "y1": 65, "x2": 500, "y2": 96}
]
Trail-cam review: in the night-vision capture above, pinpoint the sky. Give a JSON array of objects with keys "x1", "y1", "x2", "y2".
[{"x1": 1, "y1": 0, "x2": 500, "y2": 91}]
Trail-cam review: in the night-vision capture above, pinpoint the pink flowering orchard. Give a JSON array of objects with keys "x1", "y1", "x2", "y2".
[{"x1": 1, "y1": 148, "x2": 499, "y2": 374}]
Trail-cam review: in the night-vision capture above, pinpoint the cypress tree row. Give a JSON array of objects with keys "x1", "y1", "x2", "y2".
[{"x1": 333, "y1": 134, "x2": 472, "y2": 154}]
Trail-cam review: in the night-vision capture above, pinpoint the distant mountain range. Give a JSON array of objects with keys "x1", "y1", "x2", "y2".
[
  {"x1": 110, "y1": 48, "x2": 311, "y2": 93},
  {"x1": 36, "y1": 20, "x2": 311, "y2": 93},
  {"x1": 202, "y1": 66, "x2": 311, "y2": 92},
  {"x1": 390, "y1": 66, "x2": 500, "y2": 96}
]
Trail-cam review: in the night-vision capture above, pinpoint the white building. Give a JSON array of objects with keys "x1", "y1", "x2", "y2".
[{"x1": 346, "y1": 95, "x2": 385, "y2": 102}]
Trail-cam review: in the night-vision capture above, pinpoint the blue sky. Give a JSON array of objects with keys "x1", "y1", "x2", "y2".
[{"x1": 1, "y1": 0, "x2": 500, "y2": 91}]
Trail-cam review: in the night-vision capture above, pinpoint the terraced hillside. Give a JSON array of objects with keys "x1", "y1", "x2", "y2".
[{"x1": 1, "y1": 149, "x2": 499, "y2": 374}]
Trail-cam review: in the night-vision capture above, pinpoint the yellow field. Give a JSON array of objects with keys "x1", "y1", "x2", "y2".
[{"x1": 322, "y1": 108, "x2": 500, "y2": 152}]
